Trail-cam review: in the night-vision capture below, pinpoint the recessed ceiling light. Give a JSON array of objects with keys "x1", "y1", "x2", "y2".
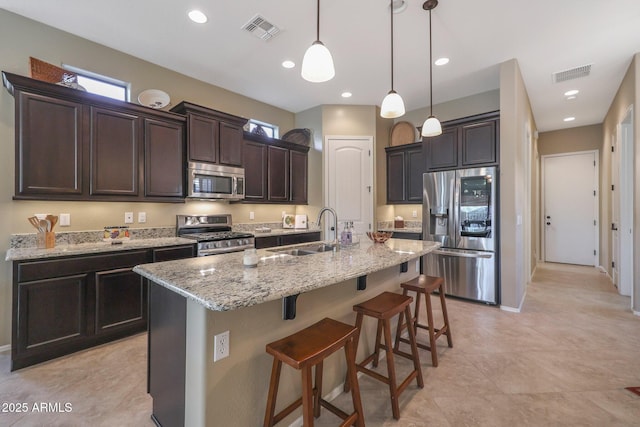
[
  {"x1": 566, "y1": 96, "x2": 577, "y2": 100},
  {"x1": 341, "y1": 92, "x2": 352, "y2": 98},
  {"x1": 563, "y1": 116, "x2": 575, "y2": 122},
  {"x1": 188, "y1": 10, "x2": 208, "y2": 24},
  {"x1": 435, "y1": 57, "x2": 449, "y2": 66},
  {"x1": 282, "y1": 60, "x2": 295, "y2": 69},
  {"x1": 564, "y1": 89, "x2": 579, "y2": 96}
]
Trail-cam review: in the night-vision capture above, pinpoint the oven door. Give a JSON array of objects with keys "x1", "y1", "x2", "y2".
[{"x1": 187, "y1": 163, "x2": 245, "y2": 200}]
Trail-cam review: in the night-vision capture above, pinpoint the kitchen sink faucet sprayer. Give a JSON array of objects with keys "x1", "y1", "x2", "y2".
[{"x1": 316, "y1": 207, "x2": 339, "y2": 251}]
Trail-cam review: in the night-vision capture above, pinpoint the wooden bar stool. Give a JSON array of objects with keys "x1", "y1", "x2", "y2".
[
  {"x1": 264, "y1": 317, "x2": 364, "y2": 427},
  {"x1": 346, "y1": 291, "x2": 423, "y2": 420},
  {"x1": 394, "y1": 275, "x2": 453, "y2": 367}
]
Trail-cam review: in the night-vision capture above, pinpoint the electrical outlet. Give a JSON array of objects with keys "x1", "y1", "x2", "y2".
[
  {"x1": 249, "y1": 211, "x2": 255, "y2": 220},
  {"x1": 60, "y1": 213, "x2": 71, "y2": 226},
  {"x1": 412, "y1": 210, "x2": 418, "y2": 218},
  {"x1": 214, "y1": 331, "x2": 230, "y2": 362},
  {"x1": 124, "y1": 212, "x2": 134, "y2": 224},
  {"x1": 138, "y1": 212, "x2": 147, "y2": 223}
]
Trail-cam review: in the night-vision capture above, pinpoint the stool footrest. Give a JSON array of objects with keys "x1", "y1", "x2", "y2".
[
  {"x1": 357, "y1": 364, "x2": 391, "y2": 385},
  {"x1": 272, "y1": 397, "x2": 302, "y2": 425}
]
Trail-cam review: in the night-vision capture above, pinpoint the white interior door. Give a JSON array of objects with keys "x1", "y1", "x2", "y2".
[
  {"x1": 618, "y1": 107, "x2": 634, "y2": 297},
  {"x1": 542, "y1": 151, "x2": 598, "y2": 266},
  {"x1": 612, "y1": 130, "x2": 620, "y2": 286},
  {"x1": 324, "y1": 136, "x2": 373, "y2": 239}
]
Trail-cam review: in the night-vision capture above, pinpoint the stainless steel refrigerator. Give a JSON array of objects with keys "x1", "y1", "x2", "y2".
[{"x1": 422, "y1": 167, "x2": 498, "y2": 304}]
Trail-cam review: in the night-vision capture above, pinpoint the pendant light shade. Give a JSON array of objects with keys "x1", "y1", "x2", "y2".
[
  {"x1": 421, "y1": 115, "x2": 442, "y2": 137},
  {"x1": 421, "y1": 0, "x2": 442, "y2": 137},
  {"x1": 301, "y1": 0, "x2": 335, "y2": 83},
  {"x1": 381, "y1": 90, "x2": 405, "y2": 118},
  {"x1": 301, "y1": 41, "x2": 335, "y2": 83},
  {"x1": 380, "y1": 1, "x2": 405, "y2": 119}
]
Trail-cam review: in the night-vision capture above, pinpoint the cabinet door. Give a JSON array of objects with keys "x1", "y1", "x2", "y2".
[
  {"x1": 144, "y1": 118, "x2": 185, "y2": 198},
  {"x1": 219, "y1": 122, "x2": 243, "y2": 166},
  {"x1": 280, "y1": 232, "x2": 321, "y2": 246},
  {"x1": 406, "y1": 148, "x2": 424, "y2": 202},
  {"x1": 188, "y1": 114, "x2": 218, "y2": 163},
  {"x1": 242, "y1": 140, "x2": 268, "y2": 201},
  {"x1": 95, "y1": 268, "x2": 147, "y2": 335},
  {"x1": 268, "y1": 145, "x2": 289, "y2": 201},
  {"x1": 16, "y1": 274, "x2": 88, "y2": 355},
  {"x1": 255, "y1": 236, "x2": 280, "y2": 249},
  {"x1": 290, "y1": 150, "x2": 308, "y2": 204},
  {"x1": 16, "y1": 92, "x2": 83, "y2": 195},
  {"x1": 387, "y1": 150, "x2": 406, "y2": 203},
  {"x1": 461, "y1": 120, "x2": 497, "y2": 166},
  {"x1": 90, "y1": 107, "x2": 139, "y2": 196},
  {"x1": 425, "y1": 127, "x2": 458, "y2": 170}
]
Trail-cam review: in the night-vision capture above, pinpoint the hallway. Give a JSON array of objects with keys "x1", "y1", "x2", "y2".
[{"x1": 1, "y1": 262, "x2": 639, "y2": 426}]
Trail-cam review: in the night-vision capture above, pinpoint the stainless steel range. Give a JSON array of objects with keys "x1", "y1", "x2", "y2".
[{"x1": 176, "y1": 214, "x2": 254, "y2": 256}]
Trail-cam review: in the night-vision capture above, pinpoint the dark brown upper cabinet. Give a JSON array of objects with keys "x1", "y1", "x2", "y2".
[
  {"x1": 242, "y1": 132, "x2": 309, "y2": 204},
  {"x1": 2, "y1": 71, "x2": 186, "y2": 202},
  {"x1": 386, "y1": 142, "x2": 423, "y2": 204},
  {"x1": 171, "y1": 101, "x2": 247, "y2": 167},
  {"x1": 423, "y1": 111, "x2": 499, "y2": 171}
]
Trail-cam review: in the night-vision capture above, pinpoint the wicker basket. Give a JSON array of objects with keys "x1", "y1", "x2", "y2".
[{"x1": 29, "y1": 57, "x2": 77, "y2": 85}]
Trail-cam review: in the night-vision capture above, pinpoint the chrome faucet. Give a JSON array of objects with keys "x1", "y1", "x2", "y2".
[{"x1": 316, "y1": 207, "x2": 339, "y2": 250}]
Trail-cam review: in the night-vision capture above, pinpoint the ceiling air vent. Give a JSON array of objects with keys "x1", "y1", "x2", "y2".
[
  {"x1": 241, "y1": 14, "x2": 280, "y2": 41},
  {"x1": 552, "y1": 64, "x2": 592, "y2": 83}
]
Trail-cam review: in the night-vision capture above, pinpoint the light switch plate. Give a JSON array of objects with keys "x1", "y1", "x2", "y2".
[
  {"x1": 60, "y1": 213, "x2": 71, "y2": 226},
  {"x1": 138, "y1": 212, "x2": 146, "y2": 223},
  {"x1": 249, "y1": 211, "x2": 255, "y2": 220}
]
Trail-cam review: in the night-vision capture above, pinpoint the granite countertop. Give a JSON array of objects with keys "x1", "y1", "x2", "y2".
[
  {"x1": 5, "y1": 237, "x2": 194, "y2": 261},
  {"x1": 133, "y1": 238, "x2": 440, "y2": 312},
  {"x1": 378, "y1": 227, "x2": 422, "y2": 234}
]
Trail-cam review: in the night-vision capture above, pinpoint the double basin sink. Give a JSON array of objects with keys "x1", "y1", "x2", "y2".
[{"x1": 268, "y1": 243, "x2": 337, "y2": 257}]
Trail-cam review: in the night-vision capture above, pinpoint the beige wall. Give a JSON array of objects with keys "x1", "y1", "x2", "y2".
[
  {"x1": 499, "y1": 59, "x2": 537, "y2": 310},
  {"x1": 0, "y1": 10, "x2": 303, "y2": 347},
  {"x1": 538, "y1": 124, "x2": 602, "y2": 155},
  {"x1": 602, "y1": 53, "x2": 639, "y2": 312}
]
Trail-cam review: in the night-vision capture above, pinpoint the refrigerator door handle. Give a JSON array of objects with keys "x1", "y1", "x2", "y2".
[{"x1": 433, "y1": 249, "x2": 493, "y2": 259}]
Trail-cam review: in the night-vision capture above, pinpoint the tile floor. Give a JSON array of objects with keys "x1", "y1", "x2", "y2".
[{"x1": 1, "y1": 262, "x2": 639, "y2": 426}]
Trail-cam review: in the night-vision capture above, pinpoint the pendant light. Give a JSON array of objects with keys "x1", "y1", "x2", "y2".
[
  {"x1": 421, "y1": 0, "x2": 442, "y2": 137},
  {"x1": 301, "y1": 0, "x2": 335, "y2": 83},
  {"x1": 380, "y1": 0, "x2": 405, "y2": 118}
]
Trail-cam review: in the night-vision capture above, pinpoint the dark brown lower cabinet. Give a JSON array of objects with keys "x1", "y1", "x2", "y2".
[
  {"x1": 255, "y1": 231, "x2": 322, "y2": 249},
  {"x1": 11, "y1": 244, "x2": 195, "y2": 371}
]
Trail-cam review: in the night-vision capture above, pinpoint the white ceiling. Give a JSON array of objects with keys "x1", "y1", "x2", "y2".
[{"x1": 2, "y1": 0, "x2": 640, "y2": 132}]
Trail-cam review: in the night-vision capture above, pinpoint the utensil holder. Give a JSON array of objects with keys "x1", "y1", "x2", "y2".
[{"x1": 37, "y1": 231, "x2": 55, "y2": 249}]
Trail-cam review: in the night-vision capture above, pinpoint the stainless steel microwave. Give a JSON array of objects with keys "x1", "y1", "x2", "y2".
[{"x1": 187, "y1": 162, "x2": 245, "y2": 200}]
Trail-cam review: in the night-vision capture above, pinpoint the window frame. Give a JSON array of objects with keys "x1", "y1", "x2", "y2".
[{"x1": 62, "y1": 64, "x2": 131, "y2": 102}]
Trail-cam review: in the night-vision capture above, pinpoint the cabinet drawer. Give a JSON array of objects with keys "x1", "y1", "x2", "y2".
[
  {"x1": 153, "y1": 245, "x2": 195, "y2": 262},
  {"x1": 17, "y1": 250, "x2": 150, "y2": 282}
]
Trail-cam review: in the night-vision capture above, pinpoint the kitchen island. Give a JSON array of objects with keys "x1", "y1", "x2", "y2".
[{"x1": 133, "y1": 238, "x2": 439, "y2": 427}]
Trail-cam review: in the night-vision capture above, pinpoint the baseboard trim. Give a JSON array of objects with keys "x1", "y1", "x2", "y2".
[
  {"x1": 0, "y1": 344, "x2": 10, "y2": 354},
  {"x1": 500, "y1": 289, "x2": 527, "y2": 313},
  {"x1": 633, "y1": 309, "x2": 640, "y2": 317}
]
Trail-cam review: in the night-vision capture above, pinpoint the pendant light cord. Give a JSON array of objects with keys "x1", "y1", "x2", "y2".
[
  {"x1": 429, "y1": 9, "x2": 433, "y2": 116},
  {"x1": 316, "y1": 0, "x2": 320, "y2": 41},
  {"x1": 390, "y1": 2, "x2": 395, "y2": 91}
]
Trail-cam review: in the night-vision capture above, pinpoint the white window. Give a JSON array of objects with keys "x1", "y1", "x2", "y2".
[
  {"x1": 247, "y1": 119, "x2": 279, "y2": 138},
  {"x1": 62, "y1": 64, "x2": 130, "y2": 102}
]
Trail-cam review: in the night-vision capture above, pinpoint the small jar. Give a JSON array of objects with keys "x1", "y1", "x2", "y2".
[{"x1": 243, "y1": 248, "x2": 259, "y2": 268}]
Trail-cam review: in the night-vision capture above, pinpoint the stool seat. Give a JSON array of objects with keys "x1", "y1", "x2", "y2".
[
  {"x1": 348, "y1": 291, "x2": 423, "y2": 420},
  {"x1": 395, "y1": 275, "x2": 453, "y2": 367},
  {"x1": 264, "y1": 317, "x2": 364, "y2": 427}
]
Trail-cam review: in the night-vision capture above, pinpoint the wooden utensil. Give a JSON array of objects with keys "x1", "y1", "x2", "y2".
[
  {"x1": 46, "y1": 214, "x2": 58, "y2": 231},
  {"x1": 28, "y1": 216, "x2": 41, "y2": 230}
]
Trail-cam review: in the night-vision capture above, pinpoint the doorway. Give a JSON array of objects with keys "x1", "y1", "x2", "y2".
[
  {"x1": 541, "y1": 150, "x2": 599, "y2": 266},
  {"x1": 324, "y1": 136, "x2": 374, "y2": 239}
]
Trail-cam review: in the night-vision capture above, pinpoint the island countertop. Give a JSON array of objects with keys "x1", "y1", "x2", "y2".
[{"x1": 133, "y1": 238, "x2": 439, "y2": 312}]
